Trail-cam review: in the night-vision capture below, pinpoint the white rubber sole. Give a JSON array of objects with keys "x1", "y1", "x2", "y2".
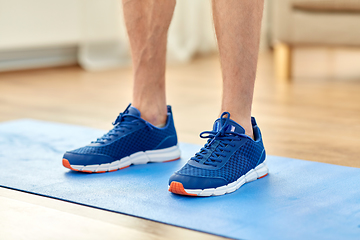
[
  {"x1": 66, "y1": 145, "x2": 181, "y2": 173},
  {"x1": 169, "y1": 160, "x2": 269, "y2": 197}
]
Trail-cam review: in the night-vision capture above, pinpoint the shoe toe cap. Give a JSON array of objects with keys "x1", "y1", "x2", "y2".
[
  {"x1": 63, "y1": 152, "x2": 114, "y2": 165},
  {"x1": 169, "y1": 173, "x2": 228, "y2": 190}
]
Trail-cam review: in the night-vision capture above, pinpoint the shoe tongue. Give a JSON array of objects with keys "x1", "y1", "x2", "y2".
[
  {"x1": 126, "y1": 106, "x2": 141, "y2": 117},
  {"x1": 213, "y1": 118, "x2": 245, "y2": 134}
]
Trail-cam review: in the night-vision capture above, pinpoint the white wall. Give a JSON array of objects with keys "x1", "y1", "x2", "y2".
[{"x1": 0, "y1": 0, "x2": 80, "y2": 50}]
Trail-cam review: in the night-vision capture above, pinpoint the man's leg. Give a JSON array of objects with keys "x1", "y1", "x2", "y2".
[
  {"x1": 62, "y1": 1, "x2": 181, "y2": 173},
  {"x1": 122, "y1": 0, "x2": 176, "y2": 126},
  {"x1": 169, "y1": 1, "x2": 266, "y2": 197},
  {"x1": 212, "y1": 0, "x2": 264, "y2": 138}
]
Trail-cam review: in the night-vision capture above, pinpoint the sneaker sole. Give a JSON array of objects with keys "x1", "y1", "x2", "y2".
[
  {"x1": 63, "y1": 145, "x2": 181, "y2": 173},
  {"x1": 168, "y1": 160, "x2": 268, "y2": 197}
]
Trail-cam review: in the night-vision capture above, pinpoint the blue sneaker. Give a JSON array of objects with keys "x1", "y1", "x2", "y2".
[
  {"x1": 62, "y1": 104, "x2": 180, "y2": 173},
  {"x1": 168, "y1": 112, "x2": 268, "y2": 196}
]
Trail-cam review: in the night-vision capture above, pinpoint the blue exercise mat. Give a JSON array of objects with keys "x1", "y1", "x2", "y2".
[{"x1": 0, "y1": 119, "x2": 359, "y2": 239}]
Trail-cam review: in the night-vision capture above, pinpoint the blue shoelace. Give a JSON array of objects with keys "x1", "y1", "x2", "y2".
[
  {"x1": 92, "y1": 104, "x2": 153, "y2": 144},
  {"x1": 191, "y1": 112, "x2": 250, "y2": 167}
]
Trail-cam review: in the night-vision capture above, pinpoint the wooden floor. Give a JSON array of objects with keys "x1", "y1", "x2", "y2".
[{"x1": 1, "y1": 47, "x2": 360, "y2": 239}]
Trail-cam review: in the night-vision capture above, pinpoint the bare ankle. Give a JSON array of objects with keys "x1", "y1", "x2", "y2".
[
  {"x1": 239, "y1": 123, "x2": 254, "y2": 139},
  {"x1": 133, "y1": 103, "x2": 167, "y2": 126}
]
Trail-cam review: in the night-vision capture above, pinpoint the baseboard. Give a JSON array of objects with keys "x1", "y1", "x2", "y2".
[{"x1": 0, "y1": 46, "x2": 78, "y2": 72}]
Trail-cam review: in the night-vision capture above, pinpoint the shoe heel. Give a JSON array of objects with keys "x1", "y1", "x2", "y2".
[{"x1": 255, "y1": 161, "x2": 269, "y2": 179}]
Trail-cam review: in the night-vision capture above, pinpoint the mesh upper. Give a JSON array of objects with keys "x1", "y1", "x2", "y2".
[
  {"x1": 70, "y1": 126, "x2": 176, "y2": 160},
  {"x1": 177, "y1": 140, "x2": 265, "y2": 183}
]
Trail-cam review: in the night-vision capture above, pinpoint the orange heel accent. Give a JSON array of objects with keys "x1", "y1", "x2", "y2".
[
  {"x1": 62, "y1": 159, "x2": 79, "y2": 172},
  {"x1": 120, "y1": 165, "x2": 130, "y2": 170},
  {"x1": 168, "y1": 182, "x2": 197, "y2": 196},
  {"x1": 258, "y1": 173, "x2": 268, "y2": 179},
  {"x1": 163, "y1": 157, "x2": 181, "y2": 163}
]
